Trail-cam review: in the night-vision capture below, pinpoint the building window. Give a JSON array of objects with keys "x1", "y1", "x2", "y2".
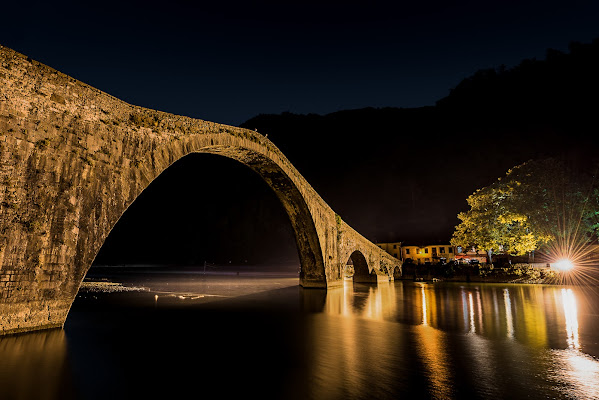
[
  {"x1": 405, "y1": 249, "x2": 410, "y2": 254},
  {"x1": 393, "y1": 253, "x2": 398, "y2": 257},
  {"x1": 393, "y1": 244, "x2": 397, "y2": 249},
  {"x1": 425, "y1": 248, "x2": 429, "y2": 254},
  {"x1": 449, "y1": 247, "x2": 454, "y2": 253},
  {"x1": 440, "y1": 247, "x2": 445, "y2": 253}
]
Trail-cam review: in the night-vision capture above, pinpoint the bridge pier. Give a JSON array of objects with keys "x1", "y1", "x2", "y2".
[{"x1": 299, "y1": 278, "x2": 330, "y2": 289}]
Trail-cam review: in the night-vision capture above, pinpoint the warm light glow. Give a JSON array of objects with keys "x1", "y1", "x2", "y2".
[
  {"x1": 554, "y1": 258, "x2": 574, "y2": 271},
  {"x1": 503, "y1": 288, "x2": 514, "y2": 339},
  {"x1": 468, "y1": 292, "x2": 476, "y2": 333},
  {"x1": 536, "y1": 218, "x2": 599, "y2": 286},
  {"x1": 421, "y1": 284, "x2": 428, "y2": 326},
  {"x1": 562, "y1": 288, "x2": 580, "y2": 350}
]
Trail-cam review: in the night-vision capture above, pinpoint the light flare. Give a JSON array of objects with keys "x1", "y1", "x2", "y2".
[
  {"x1": 535, "y1": 167, "x2": 599, "y2": 287},
  {"x1": 538, "y1": 233, "x2": 599, "y2": 287},
  {"x1": 553, "y1": 258, "x2": 574, "y2": 271}
]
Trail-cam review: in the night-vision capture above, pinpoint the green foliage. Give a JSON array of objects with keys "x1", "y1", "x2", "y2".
[{"x1": 452, "y1": 157, "x2": 599, "y2": 257}]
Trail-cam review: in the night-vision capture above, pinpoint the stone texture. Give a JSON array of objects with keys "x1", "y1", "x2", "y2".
[{"x1": 0, "y1": 44, "x2": 401, "y2": 335}]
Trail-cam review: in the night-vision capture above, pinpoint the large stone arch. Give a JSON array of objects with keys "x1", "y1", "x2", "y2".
[
  {"x1": 0, "y1": 44, "x2": 400, "y2": 335},
  {"x1": 86, "y1": 141, "x2": 328, "y2": 290}
]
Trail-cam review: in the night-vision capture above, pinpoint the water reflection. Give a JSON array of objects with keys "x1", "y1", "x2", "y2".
[
  {"x1": 0, "y1": 329, "x2": 75, "y2": 400},
  {"x1": 308, "y1": 290, "x2": 406, "y2": 399},
  {"x1": 322, "y1": 280, "x2": 398, "y2": 321},
  {"x1": 553, "y1": 349, "x2": 599, "y2": 398},
  {"x1": 414, "y1": 316, "x2": 452, "y2": 398},
  {"x1": 421, "y1": 284, "x2": 428, "y2": 326},
  {"x1": 1, "y1": 276, "x2": 599, "y2": 400},
  {"x1": 503, "y1": 288, "x2": 514, "y2": 339},
  {"x1": 320, "y1": 281, "x2": 597, "y2": 352},
  {"x1": 315, "y1": 281, "x2": 599, "y2": 398},
  {"x1": 562, "y1": 288, "x2": 580, "y2": 350}
]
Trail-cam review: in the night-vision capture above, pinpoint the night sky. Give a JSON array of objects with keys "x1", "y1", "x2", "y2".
[
  {"x1": 3, "y1": 1, "x2": 599, "y2": 125},
  {"x1": 3, "y1": 1, "x2": 599, "y2": 266}
]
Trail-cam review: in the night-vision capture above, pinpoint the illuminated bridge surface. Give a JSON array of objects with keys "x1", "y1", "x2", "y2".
[{"x1": 0, "y1": 44, "x2": 400, "y2": 335}]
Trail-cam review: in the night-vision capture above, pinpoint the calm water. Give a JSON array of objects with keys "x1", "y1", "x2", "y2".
[{"x1": 1, "y1": 268, "x2": 599, "y2": 400}]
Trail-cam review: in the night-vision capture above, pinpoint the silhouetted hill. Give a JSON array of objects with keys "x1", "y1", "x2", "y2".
[
  {"x1": 240, "y1": 39, "x2": 599, "y2": 244},
  {"x1": 437, "y1": 39, "x2": 599, "y2": 129}
]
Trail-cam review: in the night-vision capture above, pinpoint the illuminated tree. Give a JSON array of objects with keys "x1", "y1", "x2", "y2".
[{"x1": 451, "y1": 158, "x2": 598, "y2": 264}]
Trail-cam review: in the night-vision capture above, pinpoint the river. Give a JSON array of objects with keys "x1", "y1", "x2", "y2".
[{"x1": 1, "y1": 267, "x2": 599, "y2": 400}]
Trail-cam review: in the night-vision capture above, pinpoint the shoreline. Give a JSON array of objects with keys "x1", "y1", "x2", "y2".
[{"x1": 399, "y1": 262, "x2": 599, "y2": 286}]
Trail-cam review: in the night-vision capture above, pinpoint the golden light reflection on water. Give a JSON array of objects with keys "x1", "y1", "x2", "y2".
[
  {"x1": 1, "y1": 279, "x2": 598, "y2": 399},
  {"x1": 540, "y1": 287, "x2": 599, "y2": 398},
  {"x1": 421, "y1": 284, "x2": 428, "y2": 326},
  {"x1": 321, "y1": 282, "x2": 597, "y2": 352},
  {"x1": 323, "y1": 280, "x2": 398, "y2": 321},
  {"x1": 309, "y1": 282, "x2": 403, "y2": 399},
  {"x1": 553, "y1": 349, "x2": 599, "y2": 399},
  {"x1": 415, "y1": 284, "x2": 453, "y2": 399},
  {"x1": 562, "y1": 288, "x2": 580, "y2": 350},
  {"x1": 547, "y1": 288, "x2": 599, "y2": 398},
  {"x1": 468, "y1": 292, "x2": 476, "y2": 333},
  {"x1": 414, "y1": 325, "x2": 453, "y2": 399},
  {"x1": 0, "y1": 329, "x2": 74, "y2": 400},
  {"x1": 503, "y1": 288, "x2": 514, "y2": 339},
  {"x1": 311, "y1": 281, "x2": 599, "y2": 399}
]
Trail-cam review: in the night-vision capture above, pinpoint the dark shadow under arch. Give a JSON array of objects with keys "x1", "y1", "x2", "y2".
[
  {"x1": 92, "y1": 153, "x2": 298, "y2": 267},
  {"x1": 348, "y1": 250, "x2": 377, "y2": 283},
  {"x1": 85, "y1": 147, "x2": 327, "y2": 293},
  {"x1": 393, "y1": 266, "x2": 402, "y2": 279}
]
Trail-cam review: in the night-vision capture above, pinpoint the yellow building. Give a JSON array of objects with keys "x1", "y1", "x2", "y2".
[
  {"x1": 377, "y1": 242, "x2": 402, "y2": 259},
  {"x1": 377, "y1": 242, "x2": 457, "y2": 265}
]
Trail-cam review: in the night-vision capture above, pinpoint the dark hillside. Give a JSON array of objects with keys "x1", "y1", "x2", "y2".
[{"x1": 240, "y1": 39, "x2": 599, "y2": 243}]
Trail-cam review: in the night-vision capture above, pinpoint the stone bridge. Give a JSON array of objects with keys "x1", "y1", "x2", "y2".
[{"x1": 0, "y1": 45, "x2": 401, "y2": 335}]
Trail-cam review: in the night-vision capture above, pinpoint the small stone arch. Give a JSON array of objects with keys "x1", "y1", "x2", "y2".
[
  {"x1": 347, "y1": 250, "x2": 377, "y2": 283},
  {"x1": 393, "y1": 265, "x2": 402, "y2": 279}
]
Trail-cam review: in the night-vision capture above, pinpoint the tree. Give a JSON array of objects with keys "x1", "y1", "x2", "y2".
[{"x1": 451, "y1": 158, "x2": 599, "y2": 264}]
